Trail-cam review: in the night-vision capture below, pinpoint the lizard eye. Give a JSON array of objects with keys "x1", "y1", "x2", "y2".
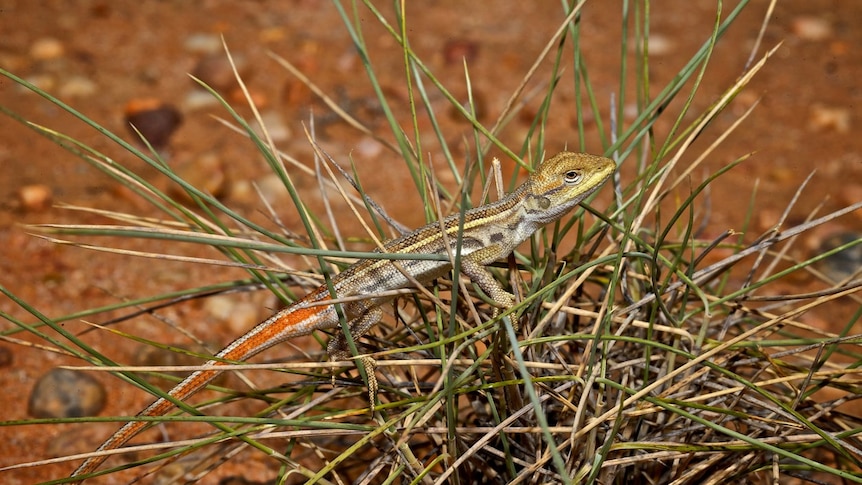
[{"x1": 564, "y1": 170, "x2": 582, "y2": 185}]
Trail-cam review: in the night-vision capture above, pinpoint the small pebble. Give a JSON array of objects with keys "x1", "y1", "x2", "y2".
[
  {"x1": 623, "y1": 103, "x2": 640, "y2": 121},
  {"x1": 183, "y1": 33, "x2": 223, "y2": 55},
  {"x1": 647, "y1": 33, "x2": 675, "y2": 56},
  {"x1": 255, "y1": 173, "x2": 288, "y2": 204},
  {"x1": 17, "y1": 184, "x2": 53, "y2": 212},
  {"x1": 767, "y1": 166, "x2": 795, "y2": 184},
  {"x1": 280, "y1": 41, "x2": 320, "y2": 109},
  {"x1": 204, "y1": 295, "x2": 260, "y2": 333},
  {"x1": 58, "y1": 75, "x2": 97, "y2": 98},
  {"x1": 28, "y1": 368, "x2": 106, "y2": 418},
  {"x1": 448, "y1": 89, "x2": 487, "y2": 122},
  {"x1": 0, "y1": 52, "x2": 25, "y2": 73},
  {"x1": 124, "y1": 98, "x2": 183, "y2": 150},
  {"x1": 203, "y1": 294, "x2": 238, "y2": 321},
  {"x1": 203, "y1": 295, "x2": 262, "y2": 337},
  {"x1": 808, "y1": 104, "x2": 851, "y2": 133},
  {"x1": 157, "y1": 455, "x2": 272, "y2": 484},
  {"x1": 829, "y1": 40, "x2": 849, "y2": 57},
  {"x1": 21, "y1": 74, "x2": 56, "y2": 93},
  {"x1": 282, "y1": 78, "x2": 313, "y2": 109},
  {"x1": 133, "y1": 343, "x2": 218, "y2": 390},
  {"x1": 252, "y1": 111, "x2": 291, "y2": 143},
  {"x1": 170, "y1": 152, "x2": 227, "y2": 203},
  {"x1": 224, "y1": 301, "x2": 262, "y2": 335},
  {"x1": 815, "y1": 232, "x2": 862, "y2": 282},
  {"x1": 227, "y1": 178, "x2": 254, "y2": 205},
  {"x1": 791, "y1": 16, "x2": 833, "y2": 42},
  {"x1": 336, "y1": 48, "x2": 357, "y2": 73},
  {"x1": 218, "y1": 476, "x2": 267, "y2": 485},
  {"x1": 756, "y1": 207, "x2": 781, "y2": 233},
  {"x1": 47, "y1": 424, "x2": 117, "y2": 458},
  {"x1": 191, "y1": 54, "x2": 250, "y2": 94},
  {"x1": 259, "y1": 27, "x2": 287, "y2": 43},
  {"x1": 0, "y1": 346, "x2": 12, "y2": 367},
  {"x1": 29, "y1": 37, "x2": 65, "y2": 60},
  {"x1": 731, "y1": 90, "x2": 759, "y2": 116},
  {"x1": 443, "y1": 39, "x2": 479, "y2": 65},
  {"x1": 354, "y1": 136, "x2": 383, "y2": 159},
  {"x1": 182, "y1": 89, "x2": 220, "y2": 111},
  {"x1": 153, "y1": 460, "x2": 189, "y2": 484},
  {"x1": 229, "y1": 87, "x2": 268, "y2": 109},
  {"x1": 838, "y1": 182, "x2": 862, "y2": 210}
]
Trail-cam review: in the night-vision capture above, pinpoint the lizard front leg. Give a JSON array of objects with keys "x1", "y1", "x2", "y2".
[{"x1": 460, "y1": 246, "x2": 517, "y2": 313}]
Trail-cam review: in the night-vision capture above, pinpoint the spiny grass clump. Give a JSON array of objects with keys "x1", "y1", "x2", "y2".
[{"x1": 1, "y1": 2, "x2": 861, "y2": 484}]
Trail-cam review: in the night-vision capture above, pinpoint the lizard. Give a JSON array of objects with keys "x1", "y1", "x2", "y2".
[{"x1": 69, "y1": 150, "x2": 615, "y2": 482}]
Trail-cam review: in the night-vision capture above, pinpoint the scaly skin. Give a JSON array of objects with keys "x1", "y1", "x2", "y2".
[{"x1": 70, "y1": 151, "x2": 615, "y2": 482}]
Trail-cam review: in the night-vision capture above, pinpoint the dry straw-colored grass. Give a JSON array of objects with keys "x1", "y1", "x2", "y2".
[{"x1": 2, "y1": 1, "x2": 861, "y2": 484}]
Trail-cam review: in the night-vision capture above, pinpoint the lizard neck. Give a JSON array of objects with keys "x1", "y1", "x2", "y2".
[{"x1": 455, "y1": 184, "x2": 542, "y2": 254}]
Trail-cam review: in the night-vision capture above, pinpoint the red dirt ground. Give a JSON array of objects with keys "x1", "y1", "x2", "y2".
[{"x1": 1, "y1": 2, "x2": 860, "y2": 483}]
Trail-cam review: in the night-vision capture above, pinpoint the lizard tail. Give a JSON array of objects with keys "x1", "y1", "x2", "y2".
[{"x1": 69, "y1": 364, "x2": 226, "y2": 482}]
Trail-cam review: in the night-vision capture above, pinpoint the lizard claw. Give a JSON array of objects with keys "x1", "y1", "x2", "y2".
[
  {"x1": 492, "y1": 291, "x2": 520, "y2": 331},
  {"x1": 490, "y1": 291, "x2": 516, "y2": 317},
  {"x1": 361, "y1": 356, "x2": 378, "y2": 410},
  {"x1": 328, "y1": 348, "x2": 378, "y2": 410}
]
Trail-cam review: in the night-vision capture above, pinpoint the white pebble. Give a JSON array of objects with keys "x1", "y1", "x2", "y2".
[
  {"x1": 253, "y1": 111, "x2": 291, "y2": 143},
  {"x1": 647, "y1": 33, "x2": 675, "y2": 56},
  {"x1": 30, "y1": 37, "x2": 64, "y2": 60},
  {"x1": 59, "y1": 76, "x2": 97, "y2": 98},
  {"x1": 791, "y1": 16, "x2": 833, "y2": 41},
  {"x1": 255, "y1": 173, "x2": 287, "y2": 204},
  {"x1": 183, "y1": 89, "x2": 220, "y2": 111},
  {"x1": 21, "y1": 74, "x2": 56, "y2": 93},
  {"x1": 354, "y1": 136, "x2": 383, "y2": 159},
  {"x1": 18, "y1": 184, "x2": 53, "y2": 212},
  {"x1": 183, "y1": 33, "x2": 223, "y2": 54}
]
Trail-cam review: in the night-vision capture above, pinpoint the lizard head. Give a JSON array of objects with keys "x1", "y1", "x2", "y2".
[{"x1": 523, "y1": 151, "x2": 616, "y2": 225}]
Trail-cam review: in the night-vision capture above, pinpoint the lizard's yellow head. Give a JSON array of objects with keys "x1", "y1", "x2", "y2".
[{"x1": 523, "y1": 151, "x2": 615, "y2": 225}]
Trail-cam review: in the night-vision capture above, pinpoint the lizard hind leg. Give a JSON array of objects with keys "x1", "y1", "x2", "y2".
[{"x1": 326, "y1": 304, "x2": 382, "y2": 405}]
